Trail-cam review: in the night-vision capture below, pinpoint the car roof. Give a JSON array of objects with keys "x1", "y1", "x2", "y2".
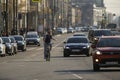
[
  {"x1": 101, "y1": 35, "x2": 120, "y2": 38},
  {"x1": 68, "y1": 36, "x2": 87, "y2": 39},
  {"x1": 90, "y1": 29, "x2": 111, "y2": 31},
  {"x1": 13, "y1": 35, "x2": 23, "y2": 37},
  {"x1": 1, "y1": 37, "x2": 8, "y2": 38}
]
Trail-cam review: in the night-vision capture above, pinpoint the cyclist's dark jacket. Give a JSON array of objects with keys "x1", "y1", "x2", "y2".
[{"x1": 45, "y1": 34, "x2": 52, "y2": 44}]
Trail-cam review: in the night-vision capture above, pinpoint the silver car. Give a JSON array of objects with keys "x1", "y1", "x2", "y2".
[{"x1": 0, "y1": 37, "x2": 6, "y2": 57}]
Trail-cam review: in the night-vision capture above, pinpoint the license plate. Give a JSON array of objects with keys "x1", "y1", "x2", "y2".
[
  {"x1": 72, "y1": 49, "x2": 80, "y2": 52},
  {"x1": 106, "y1": 62, "x2": 118, "y2": 64},
  {"x1": 29, "y1": 42, "x2": 34, "y2": 43}
]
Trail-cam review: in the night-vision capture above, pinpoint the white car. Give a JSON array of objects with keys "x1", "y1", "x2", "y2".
[{"x1": 0, "y1": 37, "x2": 6, "y2": 57}]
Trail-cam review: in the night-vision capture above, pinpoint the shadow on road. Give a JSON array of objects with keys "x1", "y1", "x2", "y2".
[
  {"x1": 51, "y1": 55, "x2": 89, "y2": 58},
  {"x1": 55, "y1": 68, "x2": 120, "y2": 74}
]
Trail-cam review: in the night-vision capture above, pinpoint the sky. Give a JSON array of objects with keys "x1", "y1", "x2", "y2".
[{"x1": 104, "y1": 0, "x2": 120, "y2": 16}]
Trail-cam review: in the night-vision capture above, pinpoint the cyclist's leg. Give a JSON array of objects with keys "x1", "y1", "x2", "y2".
[
  {"x1": 47, "y1": 44, "x2": 50, "y2": 61},
  {"x1": 49, "y1": 43, "x2": 52, "y2": 51},
  {"x1": 44, "y1": 43, "x2": 47, "y2": 59}
]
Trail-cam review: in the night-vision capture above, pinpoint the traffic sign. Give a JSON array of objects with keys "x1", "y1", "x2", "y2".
[{"x1": 32, "y1": 0, "x2": 42, "y2": 3}]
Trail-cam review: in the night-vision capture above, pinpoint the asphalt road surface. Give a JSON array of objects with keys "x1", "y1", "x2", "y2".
[{"x1": 0, "y1": 33, "x2": 120, "y2": 80}]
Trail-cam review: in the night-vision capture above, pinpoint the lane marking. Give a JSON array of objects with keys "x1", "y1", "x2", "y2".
[
  {"x1": 53, "y1": 39, "x2": 66, "y2": 48},
  {"x1": 68, "y1": 72, "x2": 83, "y2": 80},
  {"x1": 72, "y1": 73, "x2": 83, "y2": 80}
]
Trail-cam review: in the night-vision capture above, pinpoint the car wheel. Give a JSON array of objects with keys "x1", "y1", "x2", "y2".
[
  {"x1": 86, "y1": 50, "x2": 90, "y2": 57},
  {"x1": 93, "y1": 64, "x2": 100, "y2": 71},
  {"x1": 64, "y1": 52, "x2": 69, "y2": 57},
  {"x1": 37, "y1": 43, "x2": 40, "y2": 46},
  {"x1": 15, "y1": 49, "x2": 17, "y2": 54},
  {"x1": 1, "y1": 54, "x2": 6, "y2": 57},
  {"x1": 86, "y1": 53, "x2": 90, "y2": 57}
]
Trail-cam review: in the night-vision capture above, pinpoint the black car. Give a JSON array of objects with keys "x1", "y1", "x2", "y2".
[
  {"x1": 25, "y1": 33, "x2": 40, "y2": 46},
  {"x1": 13, "y1": 35, "x2": 26, "y2": 51},
  {"x1": 63, "y1": 36, "x2": 90, "y2": 57},
  {"x1": 1, "y1": 37, "x2": 14, "y2": 55}
]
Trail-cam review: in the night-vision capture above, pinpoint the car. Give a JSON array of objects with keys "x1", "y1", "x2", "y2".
[
  {"x1": 88, "y1": 29, "x2": 112, "y2": 43},
  {"x1": 67, "y1": 28, "x2": 75, "y2": 33},
  {"x1": 13, "y1": 35, "x2": 26, "y2": 51},
  {"x1": 91, "y1": 36, "x2": 120, "y2": 71},
  {"x1": 26, "y1": 31, "x2": 38, "y2": 35},
  {"x1": 1, "y1": 37, "x2": 14, "y2": 55},
  {"x1": 0, "y1": 37, "x2": 6, "y2": 57},
  {"x1": 63, "y1": 36, "x2": 90, "y2": 57},
  {"x1": 9, "y1": 36, "x2": 18, "y2": 54},
  {"x1": 73, "y1": 33, "x2": 86, "y2": 36},
  {"x1": 25, "y1": 33, "x2": 40, "y2": 46},
  {"x1": 57, "y1": 28, "x2": 64, "y2": 34}
]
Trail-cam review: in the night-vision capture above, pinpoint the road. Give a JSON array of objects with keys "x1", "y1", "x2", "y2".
[{"x1": 0, "y1": 33, "x2": 120, "y2": 80}]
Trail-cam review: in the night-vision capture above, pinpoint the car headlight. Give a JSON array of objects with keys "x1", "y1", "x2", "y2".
[
  {"x1": 37, "y1": 39, "x2": 40, "y2": 41},
  {"x1": 96, "y1": 51, "x2": 102, "y2": 55},
  {"x1": 83, "y1": 46, "x2": 87, "y2": 48},
  {"x1": 8, "y1": 44, "x2": 12, "y2": 48},
  {"x1": 22, "y1": 42, "x2": 25, "y2": 45},
  {"x1": 83, "y1": 45, "x2": 89, "y2": 49},
  {"x1": 94, "y1": 37, "x2": 98, "y2": 40},
  {"x1": 64, "y1": 46, "x2": 70, "y2": 49}
]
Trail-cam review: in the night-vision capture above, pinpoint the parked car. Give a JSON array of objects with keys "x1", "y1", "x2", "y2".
[
  {"x1": 25, "y1": 33, "x2": 40, "y2": 46},
  {"x1": 67, "y1": 28, "x2": 75, "y2": 33},
  {"x1": 56, "y1": 28, "x2": 64, "y2": 34},
  {"x1": 1, "y1": 37, "x2": 14, "y2": 55},
  {"x1": 91, "y1": 36, "x2": 120, "y2": 71},
  {"x1": 26, "y1": 31, "x2": 38, "y2": 35},
  {"x1": 13, "y1": 35, "x2": 26, "y2": 51},
  {"x1": 9, "y1": 36, "x2": 18, "y2": 54},
  {"x1": 63, "y1": 36, "x2": 90, "y2": 57},
  {"x1": 0, "y1": 37, "x2": 6, "y2": 57},
  {"x1": 88, "y1": 29, "x2": 112, "y2": 43}
]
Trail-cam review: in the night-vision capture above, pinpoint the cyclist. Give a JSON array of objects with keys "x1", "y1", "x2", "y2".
[{"x1": 43, "y1": 31, "x2": 56, "y2": 60}]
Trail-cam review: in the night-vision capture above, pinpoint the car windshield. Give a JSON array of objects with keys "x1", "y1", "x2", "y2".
[
  {"x1": 73, "y1": 34, "x2": 85, "y2": 36},
  {"x1": 14, "y1": 36, "x2": 23, "y2": 41},
  {"x1": 94, "y1": 30, "x2": 112, "y2": 36},
  {"x1": 26, "y1": 34, "x2": 39, "y2": 38},
  {"x1": 2, "y1": 38, "x2": 10, "y2": 43},
  {"x1": 67, "y1": 37, "x2": 88, "y2": 43},
  {"x1": 10, "y1": 38, "x2": 15, "y2": 43},
  {"x1": 97, "y1": 38, "x2": 120, "y2": 47}
]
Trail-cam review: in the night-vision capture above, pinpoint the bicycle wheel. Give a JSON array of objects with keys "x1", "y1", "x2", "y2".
[{"x1": 46, "y1": 48, "x2": 50, "y2": 61}]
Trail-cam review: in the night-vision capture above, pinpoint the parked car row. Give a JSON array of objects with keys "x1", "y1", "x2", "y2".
[
  {"x1": 0, "y1": 35, "x2": 27, "y2": 57},
  {"x1": 0, "y1": 31, "x2": 41, "y2": 57}
]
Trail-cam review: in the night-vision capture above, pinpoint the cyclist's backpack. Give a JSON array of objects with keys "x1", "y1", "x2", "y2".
[{"x1": 45, "y1": 34, "x2": 51, "y2": 43}]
